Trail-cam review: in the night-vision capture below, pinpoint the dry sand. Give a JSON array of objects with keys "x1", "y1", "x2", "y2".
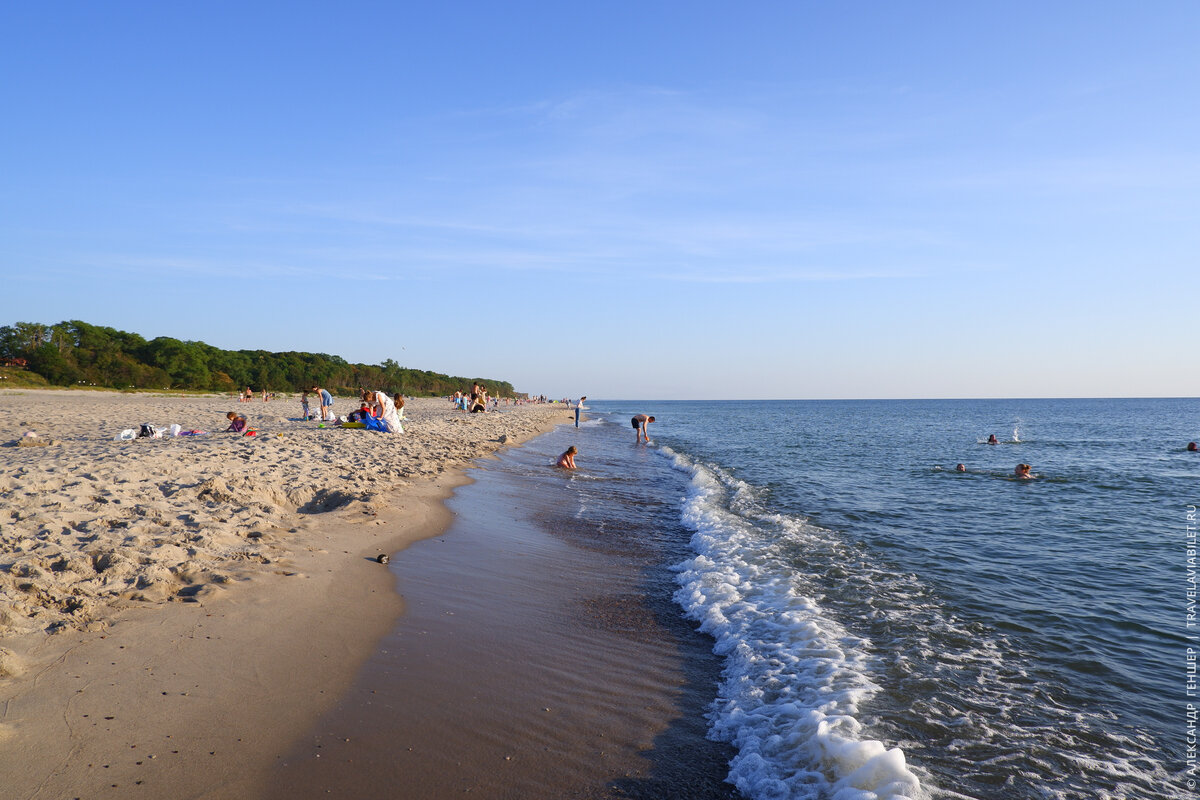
[{"x1": 0, "y1": 389, "x2": 569, "y2": 799}]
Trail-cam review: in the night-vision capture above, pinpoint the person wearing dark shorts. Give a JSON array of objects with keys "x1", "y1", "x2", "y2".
[{"x1": 631, "y1": 414, "x2": 655, "y2": 443}]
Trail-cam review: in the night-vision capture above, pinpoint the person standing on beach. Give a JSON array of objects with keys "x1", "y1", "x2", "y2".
[
  {"x1": 575, "y1": 396, "x2": 587, "y2": 427},
  {"x1": 632, "y1": 414, "x2": 655, "y2": 443},
  {"x1": 312, "y1": 385, "x2": 334, "y2": 421}
]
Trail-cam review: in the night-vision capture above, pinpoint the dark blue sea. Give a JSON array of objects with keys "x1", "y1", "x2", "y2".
[{"x1": 528, "y1": 398, "x2": 1197, "y2": 800}]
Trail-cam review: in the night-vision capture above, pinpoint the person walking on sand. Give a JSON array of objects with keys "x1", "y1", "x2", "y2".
[
  {"x1": 557, "y1": 445, "x2": 578, "y2": 469},
  {"x1": 312, "y1": 385, "x2": 334, "y2": 421},
  {"x1": 575, "y1": 396, "x2": 587, "y2": 427},
  {"x1": 632, "y1": 414, "x2": 655, "y2": 443}
]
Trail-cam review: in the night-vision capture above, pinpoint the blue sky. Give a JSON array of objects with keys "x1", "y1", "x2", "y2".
[{"x1": 2, "y1": 2, "x2": 1196, "y2": 399}]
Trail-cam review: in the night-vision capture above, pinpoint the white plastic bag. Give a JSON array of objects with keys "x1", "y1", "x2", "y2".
[{"x1": 114, "y1": 429, "x2": 136, "y2": 441}]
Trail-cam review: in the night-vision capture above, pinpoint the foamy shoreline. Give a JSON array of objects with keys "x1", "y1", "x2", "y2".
[{"x1": 0, "y1": 389, "x2": 569, "y2": 798}]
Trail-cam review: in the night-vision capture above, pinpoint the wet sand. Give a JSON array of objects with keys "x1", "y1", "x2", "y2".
[{"x1": 266, "y1": 431, "x2": 738, "y2": 799}]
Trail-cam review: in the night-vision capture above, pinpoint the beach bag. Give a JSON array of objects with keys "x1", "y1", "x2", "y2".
[
  {"x1": 137, "y1": 423, "x2": 159, "y2": 439},
  {"x1": 362, "y1": 415, "x2": 388, "y2": 432}
]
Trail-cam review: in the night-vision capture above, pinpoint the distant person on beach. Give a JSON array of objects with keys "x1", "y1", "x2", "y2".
[
  {"x1": 575, "y1": 396, "x2": 587, "y2": 427},
  {"x1": 312, "y1": 386, "x2": 334, "y2": 421},
  {"x1": 225, "y1": 412, "x2": 247, "y2": 433},
  {"x1": 557, "y1": 445, "x2": 578, "y2": 469},
  {"x1": 632, "y1": 414, "x2": 655, "y2": 443},
  {"x1": 1189, "y1": 442, "x2": 1198, "y2": 452},
  {"x1": 1014, "y1": 463, "x2": 1035, "y2": 479},
  {"x1": 987, "y1": 434, "x2": 998, "y2": 444},
  {"x1": 955, "y1": 463, "x2": 966, "y2": 472}
]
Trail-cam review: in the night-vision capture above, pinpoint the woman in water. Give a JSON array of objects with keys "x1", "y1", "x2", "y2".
[{"x1": 556, "y1": 446, "x2": 578, "y2": 470}]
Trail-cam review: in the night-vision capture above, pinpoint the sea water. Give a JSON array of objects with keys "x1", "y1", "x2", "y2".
[{"x1": 538, "y1": 398, "x2": 1195, "y2": 800}]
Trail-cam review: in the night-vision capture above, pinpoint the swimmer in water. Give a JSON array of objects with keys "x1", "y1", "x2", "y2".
[
  {"x1": 1014, "y1": 463, "x2": 1035, "y2": 479},
  {"x1": 1188, "y1": 442, "x2": 1198, "y2": 452},
  {"x1": 987, "y1": 434, "x2": 999, "y2": 445},
  {"x1": 955, "y1": 464, "x2": 966, "y2": 472},
  {"x1": 556, "y1": 446, "x2": 578, "y2": 470}
]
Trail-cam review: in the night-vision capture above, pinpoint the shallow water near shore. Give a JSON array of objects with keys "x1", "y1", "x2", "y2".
[
  {"x1": 268, "y1": 417, "x2": 738, "y2": 799},
  {"x1": 587, "y1": 398, "x2": 1195, "y2": 800}
]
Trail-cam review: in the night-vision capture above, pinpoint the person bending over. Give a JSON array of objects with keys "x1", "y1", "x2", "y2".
[
  {"x1": 312, "y1": 385, "x2": 334, "y2": 421},
  {"x1": 632, "y1": 414, "x2": 655, "y2": 443},
  {"x1": 557, "y1": 446, "x2": 578, "y2": 470}
]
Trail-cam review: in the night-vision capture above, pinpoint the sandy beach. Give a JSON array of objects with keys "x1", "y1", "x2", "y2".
[{"x1": 0, "y1": 389, "x2": 569, "y2": 799}]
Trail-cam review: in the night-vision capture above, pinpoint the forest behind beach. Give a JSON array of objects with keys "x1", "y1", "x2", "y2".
[{"x1": 0, "y1": 320, "x2": 516, "y2": 397}]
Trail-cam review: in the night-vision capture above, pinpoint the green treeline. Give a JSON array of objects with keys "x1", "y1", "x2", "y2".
[{"x1": 0, "y1": 320, "x2": 516, "y2": 397}]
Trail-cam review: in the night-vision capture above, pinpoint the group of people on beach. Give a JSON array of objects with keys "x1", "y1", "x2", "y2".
[
  {"x1": 225, "y1": 385, "x2": 406, "y2": 436},
  {"x1": 349, "y1": 389, "x2": 405, "y2": 433},
  {"x1": 451, "y1": 383, "x2": 495, "y2": 414},
  {"x1": 556, "y1": 400, "x2": 655, "y2": 470},
  {"x1": 240, "y1": 387, "x2": 276, "y2": 403}
]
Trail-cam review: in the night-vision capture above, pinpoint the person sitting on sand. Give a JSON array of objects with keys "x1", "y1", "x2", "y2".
[
  {"x1": 632, "y1": 414, "x2": 655, "y2": 443},
  {"x1": 987, "y1": 434, "x2": 998, "y2": 444},
  {"x1": 225, "y1": 412, "x2": 247, "y2": 433},
  {"x1": 1014, "y1": 463, "x2": 1035, "y2": 479},
  {"x1": 557, "y1": 446, "x2": 578, "y2": 469}
]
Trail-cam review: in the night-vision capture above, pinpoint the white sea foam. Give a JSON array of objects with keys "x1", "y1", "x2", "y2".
[{"x1": 664, "y1": 447, "x2": 926, "y2": 800}]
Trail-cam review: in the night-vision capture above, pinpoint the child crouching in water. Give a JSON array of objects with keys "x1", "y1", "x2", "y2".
[{"x1": 556, "y1": 446, "x2": 578, "y2": 470}]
